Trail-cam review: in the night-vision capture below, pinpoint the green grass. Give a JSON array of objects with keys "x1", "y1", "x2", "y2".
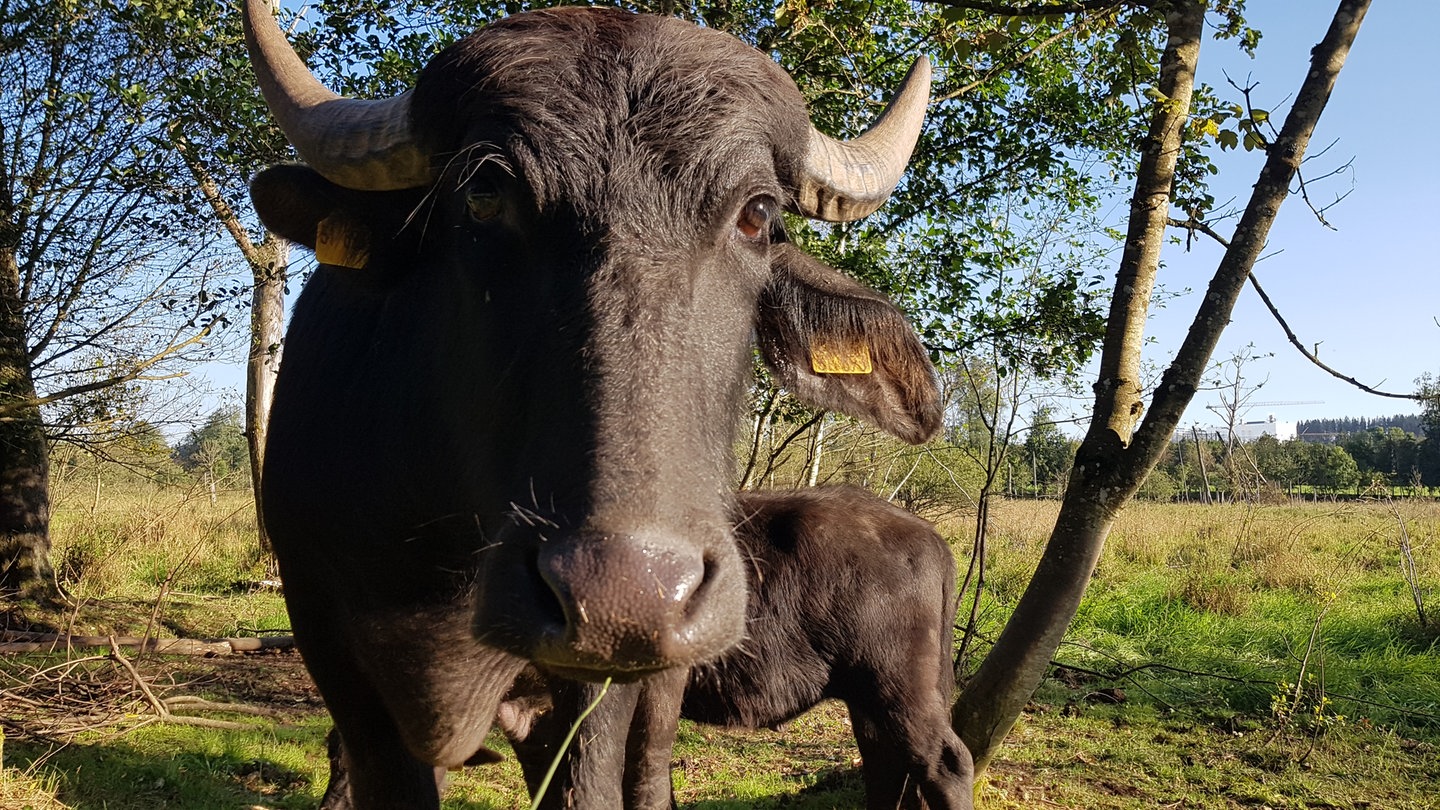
[
  {"x1": 967, "y1": 498, "x2": 1440, "y2": 736},
  {"x1": 6, "y1": 720, "x2": 333, "y2": 810},
  {"x1": 4, "y1": 485, "x2": 1438, "y2": 808}
]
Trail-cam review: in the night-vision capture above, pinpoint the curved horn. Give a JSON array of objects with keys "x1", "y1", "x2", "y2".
[
  {"x1": 242, "y1": 0, "x2": 430, "y2": 191},
  {"x1": 792, "y1": 56, "x2": 932, "y2": 222}
]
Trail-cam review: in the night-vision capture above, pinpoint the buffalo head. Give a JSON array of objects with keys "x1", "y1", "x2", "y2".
[{"x1": 243, "y1": 1, "x2": 939, "y2": 795}]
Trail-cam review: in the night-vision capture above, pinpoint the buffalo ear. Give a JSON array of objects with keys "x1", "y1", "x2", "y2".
[
  {"x1": 757, "y1": 243, "x2": 942, "y2": 444},
  {"x1": 250, "y1": 165, "x2": 422, "y2": 267},
  {"x1": 249, "y1": 164, "x2": 346, "y2": 250}
]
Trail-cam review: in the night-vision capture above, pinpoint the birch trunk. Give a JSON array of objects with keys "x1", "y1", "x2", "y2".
[
  {"x1": 172, "y1": 139, "x2": 288, "y2": 550},
  {"x1": 246, "y1": 234, "x2": 287, "y2": 548}
]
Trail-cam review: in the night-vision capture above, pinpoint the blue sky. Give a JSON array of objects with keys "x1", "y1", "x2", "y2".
[
  {"x1": 1133, "y1": 0, "x2": 1437, "y2": 430},
  {"x1": 196, "y1": 2, "x2": 1435, "y2": 434}
]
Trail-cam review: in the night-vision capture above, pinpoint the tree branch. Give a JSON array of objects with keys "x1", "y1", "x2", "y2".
[
  {"x1": 936, "y1": 13, "x2": 1101, "y2": 103},
  {"x1": 0, "y1": 327, "x2": 211, "y2": 419},
  {"x1": 1167, "y1": 215, "x2": 1422, "y2": 402}
]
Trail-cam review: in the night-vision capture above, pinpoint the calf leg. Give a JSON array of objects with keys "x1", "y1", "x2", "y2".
[{"x1": 847, "y1": 697, "x2": 973, "y2": 810}]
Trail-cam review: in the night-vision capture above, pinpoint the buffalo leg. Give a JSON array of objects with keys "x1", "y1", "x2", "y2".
[
  {"x1": 510, "y1": 677, "x2": 639, "y2": 810},
  {"x1": 505, "y1": 669, "x2": 687, "y2": 810},
  {"x1": 321, "y1": 726, "x2": 447, "y2": 810},
  {"x1": 301, "y1": 642, "x2": 445, "y2": 809},
  {"x1": 622, "y1": 668, "x2": 686, "y2": 810},
  {"x1": 319, "y1": 710, "x2": 446, "y2": 810}
]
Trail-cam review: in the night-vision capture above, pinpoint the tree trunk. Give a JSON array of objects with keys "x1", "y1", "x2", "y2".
[
  {"x1": 1089, "y1": 2, "x2": 1205, "y2": 446},
  {"x1": 170, "y1": 134, "x2": 289, "y2": 551},
  {"x1": 952, "y1": 0, "x2": 1370, "y2": 774},
  {"x1": 803, "y1": 416, "x2": 827, "y2": 487},
  {"x1": 0, "y1": 243, "x2": 56, "y2": 600},
  {"x1": 1193, "y1": 426, "x2": 1212, "y2": 504},
  {"x1": 0, "y1": 100, "x2": 56, "y2": 600},
  {"x1": 246, "y1": 234, "x2": 287, "y2": 549}
]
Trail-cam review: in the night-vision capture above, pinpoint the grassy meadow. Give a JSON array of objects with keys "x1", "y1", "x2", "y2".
[{"x1": 2, "y1": 475, "x2": 1437, "y2": 808}]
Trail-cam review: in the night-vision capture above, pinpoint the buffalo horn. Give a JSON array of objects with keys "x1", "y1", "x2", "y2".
[
  {"x1": 242, "y1": 0, "x2": 430, "y2": 191},
  {"x1": 793, "y1": 56, "x2": 932, "y2": 222}
]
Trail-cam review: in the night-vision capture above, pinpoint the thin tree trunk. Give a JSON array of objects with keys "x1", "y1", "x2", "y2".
[
  {"x1": 171, "y1": 134, "x2": 288, "y2": 550},
  {"x1": 952, "y1": 0, "x2": 1370, "y2": 774},
  {"x1": 1089, "y1": 2, "x2": 1204, "y2": 446},
  {"x1": 737, "y1": 389, "x2": 778, "y2": 491},
  {"x1": 1193, "y1": 426, "x2": 1212, "y2": 504},
  {"x1": 804, "y1": 416, "x2": 827, "y2": 487},
  {"x1": 246, "y1": 234, "x2": 287, "y2": 548}
]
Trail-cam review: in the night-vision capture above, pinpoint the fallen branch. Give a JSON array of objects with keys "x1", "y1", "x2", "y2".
[
  {"x1": 109, "y1": 645, "x2": 252, "y2": 731},
  {"x1": 1, "y1": 646, "x2": 294, "y2": 740},
  {"x1": 0, "y1": 631, "x2": 294, "y2": 656},
  {"x1": 163, "y1": 695, "x2": 291, "y2": 719}
]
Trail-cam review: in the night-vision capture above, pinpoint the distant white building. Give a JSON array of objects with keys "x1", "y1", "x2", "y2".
[
  {"x1": 1232, "y1": 414, "x2": 1297, "y2": 442},
  {"x1": 1173, "y1": 414, "x2": 1299, "y2": 444}
]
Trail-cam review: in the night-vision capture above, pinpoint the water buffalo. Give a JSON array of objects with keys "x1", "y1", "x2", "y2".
[
  {"x1": 243, "y1": 2, "x2": 940, "y2": 806},
  {"x1": 505, "y1": 486, "x2": 974, "y2": 810}
]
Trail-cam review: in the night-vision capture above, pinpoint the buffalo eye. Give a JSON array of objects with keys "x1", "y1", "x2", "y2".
[
  {"x1": 736, "y1": 196, "x2": 777, "y2": 242},
  {"x1": 466, "y1": 183, "x2": 503, "y2": 222}
]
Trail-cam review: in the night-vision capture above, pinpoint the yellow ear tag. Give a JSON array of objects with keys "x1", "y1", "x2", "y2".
[
  {"x1": 810, "y1": 337, "x2": 873, "y2": 375},
  {"x1": 315, "y1": 217, "x2": 370, "y2": 269}
]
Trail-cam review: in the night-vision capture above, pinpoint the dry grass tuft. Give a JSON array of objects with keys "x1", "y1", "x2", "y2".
[
  {"x1": 49, "y1": 481, "x2": 265, "y2": 598},
  {"x1": 1, "y1": 735, "x2": 70, "y2": 810},
  {"x1": 1168, "y1": 569, "x2": 1252, "y2": 616}
]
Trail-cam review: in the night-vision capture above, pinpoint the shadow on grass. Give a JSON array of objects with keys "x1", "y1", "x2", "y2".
[
  {"x1": 682, "y1": 764, "x2": 866, "y2": 809},
  {"x1": 6, "y1": 736, "x2": 517, "y2": 810},
  {"x1": 8, "y1": 736, "x2": 318, "y2": 810}
]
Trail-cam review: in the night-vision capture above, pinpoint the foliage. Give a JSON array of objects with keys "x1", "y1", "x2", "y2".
[
  {"x1": 1298, "y1": 412, "x2": 1425, "y2": 440},
  {"x1": 1416, "y1": 372, "x2": 1440, "y2": 485},
  {"x1": 1134, "y1": 465, "x2": 1177, "y2": 501},
  {"x1": 0, "y1": 0, "x2": 241, "y2": 436},
  {"x1": 1143, "y1": 433, "x2": 1413, "y2": 500},
  {"x1": 172, "y1": 408, "x2": 250, "y2": 484},
  {"x1": 1341, "y1": 427, "x2": 1421, "y2": 485},
  {"x1": 1020, "y1": 405, "x2": 1074, "y2": 496}
]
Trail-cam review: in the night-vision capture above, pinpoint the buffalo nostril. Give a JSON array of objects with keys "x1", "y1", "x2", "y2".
[{"x1": 681, "y1": 553, "x2": 719, "y2": 625}]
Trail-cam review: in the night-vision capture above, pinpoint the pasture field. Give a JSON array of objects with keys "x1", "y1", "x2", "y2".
[{"x1": 1, "y1": 479, "x2": 1437, "y2": 809}]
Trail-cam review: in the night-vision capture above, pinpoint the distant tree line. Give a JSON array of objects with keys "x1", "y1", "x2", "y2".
[
  {"x1": 50, "y1": 408, "x2": 251, "y2": 497},
  {"x1": 1296, "y1": 413, "x2": 1424, "y2": 442},
  {"x1": 1140, "y1": 420, "x2": 1440, "y2": 502}
]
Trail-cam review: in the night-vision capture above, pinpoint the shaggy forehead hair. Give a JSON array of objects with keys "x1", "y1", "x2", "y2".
[{"x1": 410, "y1": 7, "x2": 812, "y2": 224}]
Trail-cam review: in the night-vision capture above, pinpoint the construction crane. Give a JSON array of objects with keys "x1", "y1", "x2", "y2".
[{"x1": 1206, "y1": 399, "x2": 1323, "y2": 420}]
